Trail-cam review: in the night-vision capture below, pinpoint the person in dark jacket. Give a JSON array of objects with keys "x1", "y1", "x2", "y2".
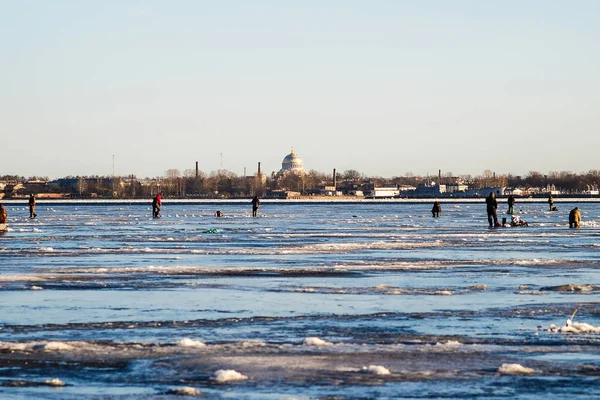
[
  {"x1": 0, "y1": 204, "x2": 7, "y2": 224},
  {"x1": 28, "y1": 194, "x2": 37, "y2": 219},
  {"x1": 507, "y1": 195, "x2": 515, "y2": 215},
  {"x1": 486, "y1": 192, "x2": 498, "y2": 227},
  {"x1": 152, "y1": 194, "x2": 162, "y2": 218},
  {"x1": 251, "y1": 196, "x2": 260, "y2": 217},
  {"x1": 569, "y1": 207, "x2": 581, "y2": 228},
  {"x1": 548, "y1": 194, "x2": 554, "y2": 211},
  {"x1": 431, "y1": 201, "x2": 441, "y2": 217}
]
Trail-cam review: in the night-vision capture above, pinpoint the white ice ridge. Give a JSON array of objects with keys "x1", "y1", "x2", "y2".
[
  {"x1": 435, "y1": 340, "x2": 462, "y2": 348},
  {"x1": 497, "y1": 363, "x2": 535, "y2": 375},
  {"x1": 167, "y1": 386, "x2": 202, "y2": 396},
  {"x1": 212, "y1": 369, "x2": 248, "y2": 383},
  {"x1": 34, "y1": 342, "x2": 74, "y2": 351},
  {"x1": 548, "y1": 321, "x2": 600, "y2": 334},
  {"x1": 361, "y1": 365, "x2": 391, "y2": 375},
  {"x1": 0, "y1": 341, "x2": 76, "y2": 352},
  {"x1": 177, "y1": 338, "x2": 206, "y2": 348},
  {"x1": 44, "y1": 378, "x2": 66, "y2": 386},
  {"x1": 303, "y1": 337, "x2": 333, "y2": 346}
]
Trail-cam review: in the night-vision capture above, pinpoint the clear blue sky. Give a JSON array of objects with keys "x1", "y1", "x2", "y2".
[{"x1": 1, "y1": 0, "x2": 599, "y2": 179}]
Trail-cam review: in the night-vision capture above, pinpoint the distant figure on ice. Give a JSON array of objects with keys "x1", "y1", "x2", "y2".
[
  {"x1": 152, "y1": 193, "x2": 162, "y2": 218},
  {"x1": 251, "y1": 195, "x2": 260, "y2": 217},
  {"x1": 0, "y1": 204, "x2": 7, "y2": 225},
  {"x1": 28, "y1": 194, "x2": 37, "y2": 219},
  {"x1": 486, "y1": 192, "x2": 499, "y2": 227},
  {"x1": 569, "y1": 207, "x2": 581, "y2": 228},
  {"x1": 548, "y1": 194, "x2": 554, "y2": 211},
  {"x1": 507, "y1": 195, "x2": 515, "y2": 215},
  {"x1": 431, "y1": 201, "x2": 441, "y2": 217},
  {"x1": 215, "y1": 210, "x2": 223, "y2": 217}
]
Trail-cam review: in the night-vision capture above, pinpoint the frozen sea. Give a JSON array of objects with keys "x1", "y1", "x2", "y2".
[{"x1": 0, "y1": 200, "x2": 599, "y2": 399}]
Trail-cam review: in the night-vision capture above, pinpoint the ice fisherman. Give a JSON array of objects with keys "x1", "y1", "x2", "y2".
[{"x1": 486, "y1": 192, "x2": 498, "y2": 227}]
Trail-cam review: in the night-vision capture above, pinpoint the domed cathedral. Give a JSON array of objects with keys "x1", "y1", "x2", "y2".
[
  {"x1": 271, "y1": 148, "x2": 306, "y2": 195},
  {"x1": 279, "y1": 148, "x2": 305, "y2": 176}
]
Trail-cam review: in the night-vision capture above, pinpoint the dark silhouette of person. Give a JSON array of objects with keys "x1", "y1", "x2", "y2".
[
  {"x1": 28, "y1": 194, "x2": 37, "y2": 219},
  {"x1": 548, "y1": 194, "x2": 554, "y2": 211},
  {"x1": 215, "y1": 210, "x2": 223, "y2": 217},
  {"x1": 251, "y1": 196, "x2": 260, "y2": 217},
  {"x1": 507, "y1": 195, "x2": 515, "y2": 215},
  {"x1": 569, "y1": 207, "x2": 581, "y2": 228},
  {"x1": 486, "y1": 192, "x2": 498, "y2": 227},
  {"x1": 0, "y1": 204, "x2": 7, "y2": 225},
  {"x1": 152, "y1": 194, "x2": 162, "y2": 218},
  {"x1": 431, "y1": 201, "x2": 441, "y2": 217}
]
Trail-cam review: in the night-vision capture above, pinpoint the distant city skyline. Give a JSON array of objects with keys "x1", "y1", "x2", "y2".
[{"x1": 2, "y1": 1, "x2": 599, "y2": 179}]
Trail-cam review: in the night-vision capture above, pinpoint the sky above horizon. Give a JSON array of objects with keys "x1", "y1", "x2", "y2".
[{"x1": 1, "y1": 1, "x2": 599, "y2": 179}]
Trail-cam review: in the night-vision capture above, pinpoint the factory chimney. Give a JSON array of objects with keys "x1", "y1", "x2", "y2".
[{"x1": 333, "y1": 168, "x2": 337, "y2": 188}]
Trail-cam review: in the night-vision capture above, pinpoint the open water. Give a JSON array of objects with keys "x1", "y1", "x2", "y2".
[{"x1": 0, "y1": 200, "x2": 599, "y2": 399}]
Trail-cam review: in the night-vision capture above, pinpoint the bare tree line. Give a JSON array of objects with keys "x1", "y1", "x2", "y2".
[{"x1": 2, "y1": 169, "x2": 600, "y2": 198}]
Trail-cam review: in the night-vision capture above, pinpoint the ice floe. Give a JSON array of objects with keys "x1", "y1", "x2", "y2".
[
  {"x1": 548, "y1": 321, "x2": 600, "y2": 334},
  {"x1": 177, "y1": 338, "x2": 206, "y2": 348},
  {"x1": 361, "y1": 365, "x2": 391, "y2": 375},
  {"x1": 166, "y1": 386, "x2": 202, "y2": 396},
  {"x1": 212, "y1": 369, "x2": 248, "y2": 382},
  {"x1": 303, "y1": 337, "x2": 333, "y2": 346},
  {"x1": 44, "y1": 378, "x2": 66, "y2": 387},
  {"x1": 497, "y1": 363, "x2": 535, "y2": 375}
]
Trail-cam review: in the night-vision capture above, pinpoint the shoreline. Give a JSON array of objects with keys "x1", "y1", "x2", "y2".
[{"x1": 0, "y1": 197, "x2": 598, "y2": 205}]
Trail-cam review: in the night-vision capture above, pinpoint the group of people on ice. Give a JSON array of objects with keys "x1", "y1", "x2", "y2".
[
  {"x1": 431, "y1": 192, "x2": 582, "y2": 228},
  {"x1": 151, "y1": 194, "x2": 261, "y2": 219}
]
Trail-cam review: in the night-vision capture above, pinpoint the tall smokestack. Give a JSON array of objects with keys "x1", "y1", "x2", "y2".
[
  {"x1": 195, "y1": 162, "x2": 199, "y2": 178},
  {"x1": 258, "y1": 162, "x2": 261, "y2": 175},
  {"x1": 438, "y1": 169, "x2": 441, "y2": 185},
  {"x1": 333, "y1": 168, "x2": 337, "y2": 188}
]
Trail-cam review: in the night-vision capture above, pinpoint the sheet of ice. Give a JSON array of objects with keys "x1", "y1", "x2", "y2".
[
  {"x1": 34, "y1": 342, "x2": 74, "y2": 352},
  {"x1": 557, "y1": 322, "x2": 600, "y2": 334},
  {"x1": 497, "y1": 363, "x2": 535, "y2": 375},
  {"x1": 177, "y1": 338, "x2": 206, "y2": 348},
  {"x1": 44, "y1": 378, "x2": 66, "y2": 387},
  {"x1": 166, "y1": 386, "x2": 202, "y2": 396},
  {"x1": 435, "y1": 340, "x2": 462, "y2": 348},
  {"x1": 361, "y1": 365, "x2": 391, "y2": 375},
  {"x1": 212, "y1": 369, "x2": 248, "y2": 382},
  {"x1": 303, "y1": 337, "x2": 333, "y2": 346}
]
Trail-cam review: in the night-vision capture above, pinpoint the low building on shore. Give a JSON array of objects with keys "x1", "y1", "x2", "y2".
[{"x1": 266, "y1": 190, "x2": 301, "y2": 199}]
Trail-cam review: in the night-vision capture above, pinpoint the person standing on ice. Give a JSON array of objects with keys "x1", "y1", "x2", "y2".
[
  {"x1": 431, "y1": 201, "x2": 441, "y2": 217},
  {"x1": 0, "y1": 204, "x2": 7, "y2": 224},
  {"x1": 28, "y1": 194, "x2": 37, "y2": 219},
  {"x1": 152, "y1": 193, "x2": 162, "y2": 218},
  {"x1": 251, "y1": 195, "x2": 260, "y2": 217},
  {"x1": 569, "y1": 207, "x2": 581, "y2": 228},
  {"x1": 486, "y1": 192, "x2": 498, "y2": 227},
  {"x1": 507, "y1": 195, "x2": 515, "y2": 215}
]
